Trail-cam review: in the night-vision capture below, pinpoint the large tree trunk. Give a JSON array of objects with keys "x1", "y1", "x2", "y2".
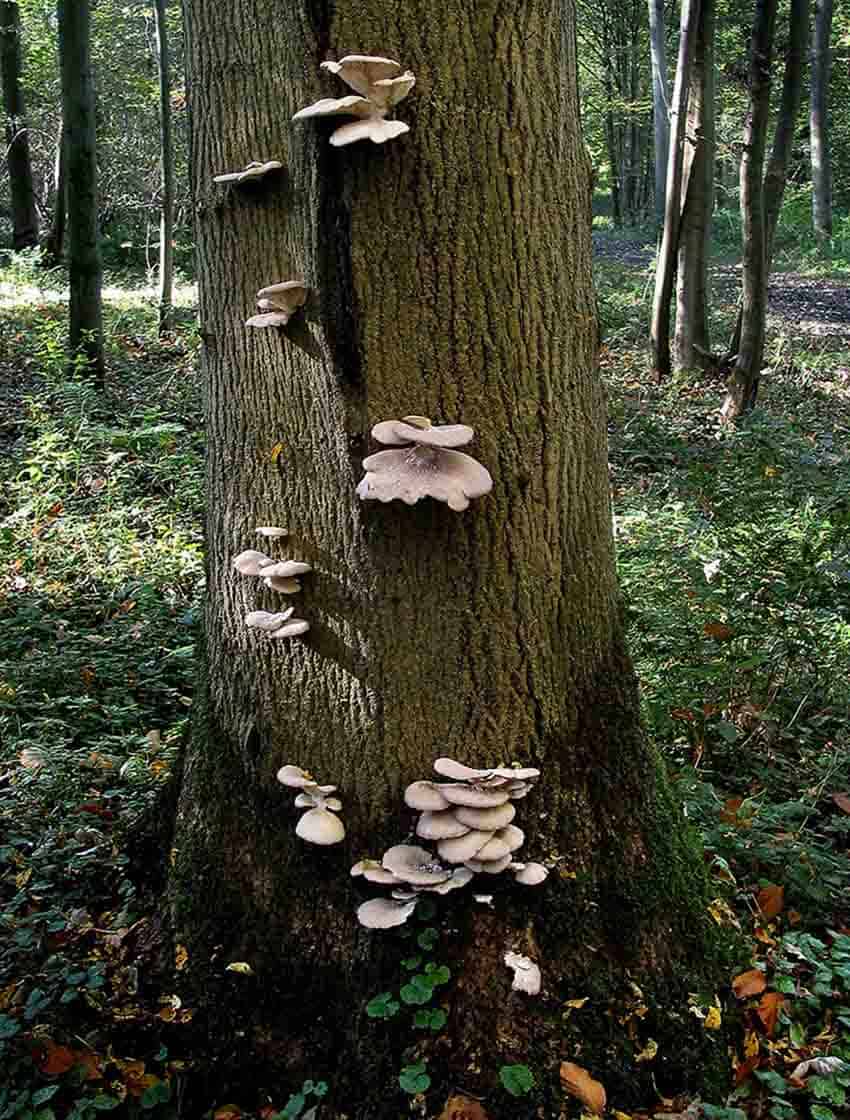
[
  {"x1": 648, "y1": 0, "x2": 670, "y2": 230},
  {"x1": 171, "y1": 2, "x2": 722, "y2": 1116},
  {"x1": 722, "y1": 0, "x2": 778, "y2": 420},
  {"x1": 0, "y1": 0, "x2": 38, "y2": 249},
  {"x1": 674, "y1": 0, "x2": 716, "y2": 372},
  {"x1": 727, "y1": 0, "x2": 809, "y2": 357},
  {"x1": 44, "y1": 119, "x2": 67, "y2": 265},
  {"x1": 810, "y1": 0, "x2": 833, "y2": 250},
  {"x1": 153, "y1": 0, "x2": 174, "y2": 335},
  {"x1": 58, "y1": 0, "x2": 104, "y2": 384},
  {"x1": 650, "y1": 0, "x2": 702, "y2": 381}
]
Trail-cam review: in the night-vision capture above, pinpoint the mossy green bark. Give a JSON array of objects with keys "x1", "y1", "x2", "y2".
[{"x1": 172, "y1": 0, "x2": 730, "y2": 1114}]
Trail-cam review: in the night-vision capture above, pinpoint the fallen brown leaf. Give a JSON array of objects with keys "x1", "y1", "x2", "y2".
[
  {"x1": 732, "y1": 968, "x2": 767, "y2": 999},
  {"x1": 560, "y1": 1061, "x2": 607, "y2": 1115},
  {"x1": 438, "y1": 1095, "x2": 489, "y2": 1120},
  {"x1": 703, "y1": 621, "x2": 734, "y2": 640},
  {"x1": 756, "y1": 991, "x2": 784, "y2": 1035},
  {"x1": 756, "y1": 884, "x2": 784, "y2": 919}
]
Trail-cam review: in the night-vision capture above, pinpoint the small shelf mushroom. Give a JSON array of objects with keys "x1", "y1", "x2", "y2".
[
  {"x1": 232, "y1": 549, "x2": 312, "y2": 596},
  {"x1": 293, "y1": 55, "x2": 416, "y2": 148},
  {"x1": 213, "y1": 159, "x2": 283, "y2": 185},
  {"x1": 356, "y1": 416, "x2": 493, "y2": 511},
  {"x1": 246, "y1": 281, "x2": 308, "y2": 329},
  {"x1": 277, "y1": 764, "x2": 345, "y2": 844},
  {"x1": 504, "y1": 951, "x2": 542, "y2": 995}
]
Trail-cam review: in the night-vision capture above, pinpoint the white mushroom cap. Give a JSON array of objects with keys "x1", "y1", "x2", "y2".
[
  {"x1": 504, "y1": 951, "x2": 541, "y2": 995},
  {"x1": 513, "y1": 862, "x2": 549, "y2": 886},
  {"x1": 370, "y1": 72, "x2": 416, "y2": 109},
  {"x1": 507, "y1": 782, "x2": 532, "y2": 799},
  {"x1": 437, "y1": 830, "x2": 494, "y2": 864},
  {"x1": 248, "y1": 282, "x2": 307, "y2": 329},
  {"x1": 356, "y1": 447, "x2": 493, "y2": 512},
  {"x1": 320, "y1": 55, "x2": 402, "y2": 96},
  {"x1": 255, "y1": 526, "x2": 288, "y2": 538},
  {"x1": 268, "y1": 619, "x2": 310, "y2": 638},
  {"x1": 295, "y1": 807, "x2": 345, "y2": 845},
  {"x1": 433, "y1": 758, "x2": 540, "y2": 782},
  {"x1": 246, "y1": 312, "x2": 292, "y2": 329},
  {"x1": 424, "y1": 867, "x2": 474, "y2": 894},
  {"x1": 492, "y1": 766, "x2": 541, "y2": 781},
  {"x1": 245, "y1": 608, "x2": 295, "y2": 630},
  {"x1": 453, "y1": 802, "x2": 516, "y2": 831},
  {"x1": 363, "y1": 866, "x2": 404, "y2": 885},
  {"x1": 371, "y1": 421, "x2": 475, "y2": 449},
  {"x1": 277, "y1": 764, "x2": 314, "y2": 788},
  {"x1": 233, "y1": 549, "x2": 273, "y2": 576},
  {"x1": 438, "y1": 784, "x2": 510, "y2": 808},
  {"x1": 416, "y1": 810, "x2": 471, "y2": 840},
  {"x1": 391, "y1": 889, "x2": 419, "y2": 901},
  {"x1": 465, "y1": 853, "x2": 513, "y2": 874},
  {"x1": 494, "y1": 825, "x2": 525, "y2": 852},
  {"x1": 357, "y1": 896, "x2": 417, "y2": 929},
  {"x1": 263, "y1": 576, "x2": 301, "y2": 594},
  {"x1": 473, "y1": 836, "x2": 511, "y2": 863},
  {"x1": 257, "y1": 281, "x2": 308, "y2": 302},
  {"x1": 330, "y1": 119, "x2": 409, "y2": 147},
  {"x1": 258, "y1": 560, "x2": 312, "y2": 578},
  {"x1": 292, "y1": 94, "x2": 373, "y2": 121},
  {"x1": 404, "y1": 780, "x2": 451, "y2": 811},
  {"x1": 381, "y1": 844, "x2": 451, "y2": 886},
  {"x1": 214, "y1": 159, "x2": 282, "y2": 184}
]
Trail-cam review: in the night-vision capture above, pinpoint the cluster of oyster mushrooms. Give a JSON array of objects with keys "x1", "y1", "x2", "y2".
[
  {"x1": 356, "y1": 417, "x2": 493, "y2": 511},
  {"x1": 352, "y1": 758, "x2": 548, "y2": 928},
  {"x1": 293, "y1": 55, "x2": 416, "y2": 148},
  {"x1": 278, "y1": 764, "x2": 345, "y2": 845},
  {"x1": 246, "y1": 280, "x2": 308, "y2": 330},
  {"x1": 233, "y1": 527, "x2": 311, "y2": 639}
]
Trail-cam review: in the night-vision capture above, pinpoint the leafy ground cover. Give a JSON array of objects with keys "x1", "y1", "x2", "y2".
[{"x1": 0, "y1": 244, "x2": 849, "y2": 1119}]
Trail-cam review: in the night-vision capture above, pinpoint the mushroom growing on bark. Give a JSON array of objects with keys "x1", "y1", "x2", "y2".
[
  {"x1": 277, "y1": 764, "x2": 345, "y2": 844},
  {"x1": 293, "y1": 55, "x2": 415, "y2": 148},
  {"x1": 504, "y1": 951, "x2": 542, "y2": 995},
  {"x1": 233, "y1": 548, "x2": 311, "y2": 597},
  {"x1": 356, "y1": 417, "x2": 493, "y2": 511},
  {"x1": 246, "y1": 281, "x2": 307, "y2": 329},
  {"x1": 213, "y1": 159, "x2": 283, "y2": 184}
]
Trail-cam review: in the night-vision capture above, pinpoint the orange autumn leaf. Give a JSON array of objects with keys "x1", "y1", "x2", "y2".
[
  {"x1": 757, "y1": 884, "x2": 784, "y2": 919},
  {"x1": 40, "y1": 1041, "x2": 76, "y2": 1075},
  {"x1": 734, "y1": 1053, "x2": 760, "y2": 1085},
  {"x1": 213, "y1": 1106, "x2": 242, "y2": 1120},
  {"x1": 560, "y1": 1062, "x2": 607, "y2": 1115},
  {"x1": 703, "y1": 621, "x2": 734, "y2": 640},
  {"x1": 438, "y1": 1095, "x2": 490, "y2": 1120},
  {"x1": 732, "y1": 969, "x2": 767, "y2": 999},
  {"x1": 756, "y1": 991, "x2": 785, "y2": 1035}
]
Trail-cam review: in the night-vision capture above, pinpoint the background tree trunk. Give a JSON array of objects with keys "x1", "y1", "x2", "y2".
[
  {"x1": 674, "y1": 0, "x2": 716, "y2": 372},
  {"x1": 810, "y1": 0, "x2": 833, "y2": 250},
  {"x1": 58, "y1": 0, "x2": 104, "y2": 383},
  {"x1": 171, "y1": 1, "x2": 722, "y2": 1115},
  {"x1": 153, "y1": 0, "x2": 174, "y2": 335},
  {"x1": 0, "y1": 0, "x2": 38, "y2": 249},
  {"x1": 648, "y1": 0, "x2": 669, "y2": 230},
  {"x1": 722, "y1": 0, "x2": 778, "y2": 420},
  {"x1": 44, "y1": 119, "x2": 66, "y2": 265},
  {"x1": 650, "y1": 0, "x2": 702, "y2": 380}
]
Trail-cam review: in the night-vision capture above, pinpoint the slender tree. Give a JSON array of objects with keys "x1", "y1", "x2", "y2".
[
  {"x1": 810, "y1": 0, "x2": 833, "y2": 250},
  {"x1": 722, "y1": 0, "x2": 778, "y2": 420},
  {"x1": 171, "y1": 0, "x2": 722, "y2": 1113},
  {"x1": 650, "y1": 0, "x2": 702, "y2": 381},
  {"x1": 0, "y1": 0, "x2": 38, "y2": 249},
  {"x1": 44, "y1": 119, "x2": 66, "y2": 265},
  {"x1": 58, "y1": 0, "x2": 104, "y2": 383},
  {"x1": 648, "y1": 0, "x2": 670, "y2": 229},
  {"x1": 674, "y1": 0, "x2": 716, "y2": 372},
  {"x1": 153, "y1": 0, "x2": 174, "y2": 334}
]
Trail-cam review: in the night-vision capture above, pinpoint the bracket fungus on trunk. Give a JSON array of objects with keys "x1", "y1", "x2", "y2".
[
  {"x1": 213, "y1": 159, "x2": 283, "y2": 185},
  {"x1": 277, "y1": 764, "x2": 345, "y2": 845},
  {"x1": 356, "y1": 416, "x2": 493, "y2": 511},
  {"x1": 232, "y1": 549, "x2": 311, "y2": 597},
  {"x1": 292, "y1": 54, "x2": 415, "y2": 148},
  {"x1": 353, "y1": 758, "x2": 547, "y2": 929},
  {"x1": 246, "y1": 281, "x2": 308, "y2": 329},
  {"x1": 504, "y1": 951, "x2": 542, "y2": 996}
]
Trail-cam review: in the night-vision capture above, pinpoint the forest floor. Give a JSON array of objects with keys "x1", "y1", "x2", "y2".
[{"x1": 0, "y1": 244, "x2": 849, "y2": 1120}]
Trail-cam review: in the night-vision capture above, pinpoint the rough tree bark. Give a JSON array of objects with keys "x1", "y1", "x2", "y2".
[
  {"x1": 58, "y1": 0, "x2": 104, "y2": 383},
  {"x1": 0, "y1": 0, "x2": 38, "y2": 249},
  {"x1": 810, "y1": 0, "x2": 833, "y2": 250},
  {"x1": 721, "y1": 0, "x2": 778, "y2": 420},
  {"x1": 674, "y1": 0, "x2": 716, "y2": 372},
  {"x1": 44, "y1": 120, "x2": 66, "y2": 265},
  {"x1": 153, "y1": 0, "x2": 174, "y2": 335},
  {"x1": 727, "y1": 0, "x2": 809, "y2": 358},
  {"x1": 171, "y1": 2, "x2": 723, "y2": 1116},
  {"x1": 648, "y1": 0, "x2": 670, "y2": 230},
  {"x1": 650, "y1": 0, "x2": 702, "y2": 381}
]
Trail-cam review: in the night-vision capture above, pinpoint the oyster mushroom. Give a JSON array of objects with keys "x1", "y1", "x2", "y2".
[
  {"x1": 246, "y1": 281, "x2": 307, "y2": 329},
  {"x1": 438, "y1": 784, "x2": 510, "y2": 808},
  {"x1": 257, "y1": 560, "x2": 312, "y2": 579},
  {"x1": 504, "y1": 951, "x2": 541, "y2": 995},
  {"x1": 465, "y1": 853, "x2": 513, "y2": 874},
  {"x1": 213, "y1": 159, "x2": 283, "y2": 184},
  {"x1": 424, "y1": 867, "x2": 474, "y2": 894},
  {"x1": 255, "y1": 526, "x2": 288, "y2": 538},
  {"x1": 356, "y1": 417, "x2": 492, "y2": 512},
  {"x1": 381, "y1": 844, "x2": 452, "y2": 886},
  {"x1": 245, "y1": 608, "x2": 294, "y2": 631},
  {"x1": 357, "y1": 897, "x2": 418, "y2": 929},
  {"x1": 295, "y1": 807, "x2": 345, "y2": 845},
  {"x1": 416, "y1": 810, "x2": 471, "y2": 840},
  {"x1": 512, "y1": 862, "x2": 549, "y2": 886},
  {"x1": 233, "y1": 549, "x2": 273, "y2": 576},
  {"x1": 404, "y1": 780, "x2": 451, "y2": 811},
  {"x1": 453, "y1": 802, "x2": 516, "y2": 831},
  {"x1": 436, "y1": 830, "x2": 494, "y2": 864},
  {"x1": 293, "y1": 55, "x2": 416, "y2": 147},
  {"x1": 268, "y1": 619, "x2": 310, "y2": 638},
  {"x1": 277, "y1": 764, "x2": 315, "y2": 788}
]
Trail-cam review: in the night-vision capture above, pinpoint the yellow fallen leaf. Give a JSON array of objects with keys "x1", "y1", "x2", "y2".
[
  {"x1": 704, "y1": 1004, "x2": 722, "y2": 1030},
  {"x1": 743, "y1": 1029, "x2": 760, "y2": 1059},
  {"x1": 635, "y1": 1039, "x2": 658, "y2": 1063},
  {"x1": 225, "y1": 961, "x2": 254, "y2": 975},
  {"x1": 269, "y1": 443, "x2": 284, "y2": 463},
  {"x1": 564, "y1": 997, "x2": 589, "y2": 1010},
  {"x1": 174, "y1": 944, "x2": 188, "y2": 971}
]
